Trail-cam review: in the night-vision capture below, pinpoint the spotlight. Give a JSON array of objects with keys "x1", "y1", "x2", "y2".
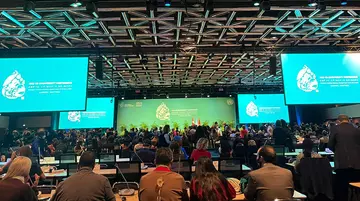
[
  {"x1": 253, "y1": 0, "x2": 260, "y2": 6},
  {"x1": 340, "y1": 0, "x2": 347, "y2": 6},
  {"x1": 308, "y1": 0, "x2": 317, "y2": 7},
  {"x1": 121, "y1": 97, "x2": 124, "y2": 100},
  {"x1": 229, "y1": 94, "x2": 232, "y2": 97},
  {"x1": 160, "y1": 55, "x2": 166, "y2": 61},
  {"x1": 24, "y1": 1, "x2": 35, "y2": 12},
  {"x1": 164, "y1": 0, "x2": 171, "y2": 7},
  {"x1": 140, "y1": 56, "x2": 148, "y2": 65},
  {"x1": 70, "y1": 0, "x2": 82, "y2": 8},
  {"x1": 208, "y1": 53, "x2": 214, "y2": 60},
  {"x1": 166, "y1": 94, "x2": 169, "y2": 99},
  {"x1": 316, "y1": 0, "x2": 326, "y2": 10},
  {"x1": 207, "y1": 94, "x2": 210, "y2": 98},
  {"x1": 144, "y1": 96, "x2": 147, "y2": 99},
  {"x1": 185, "y1": 94, "x2": 188, "y2": 98},
  {"x1": 260, "y1": 0, "x2": 270, "y2": 11}
]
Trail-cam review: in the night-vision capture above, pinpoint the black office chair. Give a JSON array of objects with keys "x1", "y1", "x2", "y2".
[
  {"x1": 171, "y1": 160, "x2": 192, "y2": 180},
  {"x1": 112, "y1": 182, "x2": 139, "y2": 194},
  {"x1": 233, "y1": 145, "x2": 247, "y2": 164},
  {"x1": 60, "y1": 154, "x2": 76, "y2": 164},
  {"x1": 115, "y1": 161, "x2": 141, "y2": 182},
  {"x1": 218, "y1": 158, "x2": 243, "y2": 179},
  {"x1": 36, "y1": 185, "x2": 57, "y2": 194},
  {"x1": 99, "y1": 153, "x2": 116, "y2": 163},
  {"x1": 66, "y1": 163, "x2": 78, "y2": 177}
]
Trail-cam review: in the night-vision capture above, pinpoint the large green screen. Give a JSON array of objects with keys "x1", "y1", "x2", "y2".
[{"x1": 117, "y1": 98, "x2": 236, "y2": 130}]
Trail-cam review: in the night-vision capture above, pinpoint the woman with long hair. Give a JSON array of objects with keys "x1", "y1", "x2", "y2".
[
  {"x1": 0, "y1": 156, "x2": 37, "y2": 201},
  {"x1": 190, "y1": 157, "x2": 236, "y2": 201}
]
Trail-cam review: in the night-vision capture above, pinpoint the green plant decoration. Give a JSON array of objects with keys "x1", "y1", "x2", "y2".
[
  {"x1": 173, "y1": 122, "x2": 179, "y2": 129},
  {"x1": 203, "y1": 120, "x2": 209, "y2": 127},
  {"x1": 151, "y1": 122, "x2": 158, "y2": 129},
  {"x1": 140, "y1": 122, "x2": 148, "y2": 130}
]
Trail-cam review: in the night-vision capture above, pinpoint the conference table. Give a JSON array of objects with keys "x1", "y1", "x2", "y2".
[
  {"x1": 349, "y1": 182, "x2": 360, "y2": 201},
  {"x1": 41, "y1": 161, "x2": 252, "y2": 178},
  {"x1": 40, "y1": 190, "x2": 306, "y2": 201},
  {"x1": 286, "y1": 161, "x2": 334, "y2": 168},
  {"x1": 254, "y1": 151, "x2": 334, "y2": 157}
]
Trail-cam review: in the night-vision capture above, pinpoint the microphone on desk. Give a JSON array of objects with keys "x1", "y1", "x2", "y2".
[
  {"x1": 114, "y1": 164, "x2": 136, "y2": 196},
  {"x1": 132, "y1": 151, "x2": 149, "y2": 170}
]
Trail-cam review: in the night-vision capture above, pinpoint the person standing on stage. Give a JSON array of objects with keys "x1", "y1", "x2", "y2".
[{"x1": 329, "y1": 114, "x2": 360, "y2": 201}]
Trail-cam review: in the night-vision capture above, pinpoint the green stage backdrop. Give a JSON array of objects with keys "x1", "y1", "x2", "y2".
[{"x1": 117, "y1": 98, "x2": 236, "y2": 130}]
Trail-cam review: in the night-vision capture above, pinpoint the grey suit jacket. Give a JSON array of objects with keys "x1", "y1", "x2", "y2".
[
  {"x1": 244, "y1": 163, "x2": 294, "y2": 201},
  {"x1": 51, "y1": 167, "x2": 116, "y2": 201}
]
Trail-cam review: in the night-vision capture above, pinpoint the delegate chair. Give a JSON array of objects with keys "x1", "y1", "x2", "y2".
[
  {"x1": 115, "y1": 161, "x2": 141, "y2": 182},
  {"x1": 297, "y1": 158, "x2": 333, "y2": 201},
  {"x1": 112, "y1": 182, "x2": 139, "y2": 194},
  {"x1": 66, "y1": 163, "x2": 78, "y2": 177},
  {"x1": 218, "y1": 158, "x2": 243, "y2": 179},
  {"x1": 99, "y1": 153, "x2": 116, "y2": 164},
  {"x1": 233, "y1": 145, "x2": 247, "y2": 164},
  {"x1": 171, "y1": 160, "x2": 192, "y2": 180}
]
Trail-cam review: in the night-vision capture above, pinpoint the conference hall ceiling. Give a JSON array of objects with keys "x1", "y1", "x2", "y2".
[{"x1": 0, "y1": 0, "x2": 360, "y2": 90}]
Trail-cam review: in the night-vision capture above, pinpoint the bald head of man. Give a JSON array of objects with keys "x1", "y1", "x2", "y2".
[{"x1": 256, "y1": 145, "x2": 276, "y2": 167}]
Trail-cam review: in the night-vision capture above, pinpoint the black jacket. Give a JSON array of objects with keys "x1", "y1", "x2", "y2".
[{"x1": 328, "y1": 123, "x2": 360, "y2": 170}]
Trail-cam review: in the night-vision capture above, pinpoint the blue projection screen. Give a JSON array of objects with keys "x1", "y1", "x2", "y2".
[
  {"x1": 0, "y1": 57, "x2": 88, "y2": 112},
  {"x1": 59, "y1": 97, "x2": 115, "y2": 129},
  {"x1": 281, "y1": 53, "x2": 360, "y2": 104},
  {"x1": 238, "y1": 94, "x2": 289, "y2": 124}
]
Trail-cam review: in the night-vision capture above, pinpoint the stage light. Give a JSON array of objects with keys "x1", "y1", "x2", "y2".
[
  {"x1": 164, "y1": 0, "x2": 171, "y2": 7},
  {"x1": 140, "y1": 56, "x2": 148, "y2": 65},
  {"x1": 253, "y1": 0, "x2": 260, "y2": 6},
  {"x1": 70, "y1": 0, "x2": 82, "y2": 8},
  {"x1": 308, "y1": 0, "x2": 317, "y2": 7},
  {"x1": 227, "y1": 56, "x2": 233, "y2": 63},
  {"x1": 260, "y1": 0, "x2": 270, "y2": 11},
  {"x1": 24, "y1": 1, "x2": 35, "y2": 12},
  {"x1": 229, "y1": 94, "x2": 232, "y2": 97},
  {"x1": 144, "y1": 96, "x2": 147, "y2": 99},
  {"x1": 340, "y1": 0, "x2": 347, "y2": 6},
  {"x1": 185, "y1": 94, "x2": 188, "y2": 98},
  {"x1": 207, "y1": 94, "x2": 210, "y2": 98},
  {"x1": 166, "y1": 94, "x2": 169, "y2": 99},
  {"x1": 121, "y1": 97, "x2": 124, "y2": 100},
  {"x1": 208, "y1": 53, "x2": 214, "y2": 60}
]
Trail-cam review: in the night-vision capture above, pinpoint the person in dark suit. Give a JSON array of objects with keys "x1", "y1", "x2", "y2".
[
  {"x1": 244, "y1": 146, "x2": 294, "y2": 201},
  {"x1": 0, "y1": 156, "x2": 37, "y2": 201},
  {"x1": 328, "y1": 114, "x2": 360, "y2": 201}
]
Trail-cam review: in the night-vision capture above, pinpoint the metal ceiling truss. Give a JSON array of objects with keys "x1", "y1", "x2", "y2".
[{"x1": 1, "y1": 0, "x2": 360, "y2": 90}]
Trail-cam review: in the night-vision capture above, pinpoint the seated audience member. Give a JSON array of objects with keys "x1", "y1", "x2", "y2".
[
  {"x1": 19, "y1": 146, "x2": 46, "y2": 183},
  {"x1": 190, "y1": 157, "x2": 236, "y2": 201},
  {"x1": 47, "y1": 140, "x2": 56, "y2": 156},
  {"x1": 170, "y1": 141, "x2": 187, "y2": 160},
  {"x1": 120, "y1": 141, "x2": 132, "y2": 158},
  {"x1": 0, "y1": 156, "x2": 37, "y2": 201},
  {"x1": 51, "y1": 151, "x2": 115, "y2": 201},
  {"x1": 219, "y1": 134, "x2": 232, "y2": 158},
  {"x1": 74, "y1": 141, "x2": 85, "y2": 155},
  {"x1": 190, "y1": 138, "x2": 211, "y2": 162},
  {"x1": 244, "y1": 146, "x2": 294, "y2": 201},
  {"x1": 173, "y1": 136, "x2": 189, "y2": 159},
  {"x1": 139, "y1": 148, "x2": 189, "y2": 201},
  {"x1": 294, "y1": 137, "x2": 322, "y2": 171},
  {"x1": 132, "y1": 139, "x2": 155, "y2": 164}
]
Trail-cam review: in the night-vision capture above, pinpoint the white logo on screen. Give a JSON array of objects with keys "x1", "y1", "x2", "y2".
[
  {"x1": 156, "y1": 102, "x2": 170, "y2": 120},
  {"x1": 68, "y1": 112, "x2": 81, "y2": 122},
  {"x1": 246, "y1": 101, "x2": 259, "y2": 117},
  {"x1": 297, "y1": 65, "x2": 319, "y2": 92},
  {"x1": 2, "y1": 70, "x2": 26, "y2": 100}
]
